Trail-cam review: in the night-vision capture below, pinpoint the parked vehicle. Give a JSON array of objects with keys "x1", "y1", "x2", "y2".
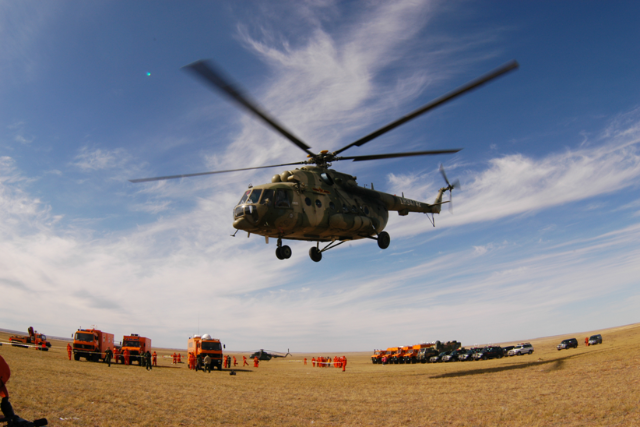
[
  {"x1": 442, "y1": 349, "x2": 465, "y2": 362},
  {"x1": 391, "y1": 346, "x2": 410, "y2": 364},
  {"x1": 9, "y1": 327, "x2": 51, "y2": 350},
  {"x1": 190, "y1": 334, "x2": 224, "y2": 369},
  {"x1": 458, "y1": 348, "x2": 478, "y2": 361},
  {"x1": 588, "y1": 334, "x2": 603, "y2": 345},
  {"x1": 473, "y1": 346, "x2": 504, "y2": 360},
  {"x1": 417, "y1": 346, "x2": 439, "y2": 363},
  {"x1": 403, "y1": 344, "x2": 434, "y2": 364},
  {"x1": 508, "y1": 343, "x2": 534, "y2": 356},
  {"x1": 120, "y1": 334, "x2": 152, "y2": 365},
  {"x1": 557, "y1": 338, "x2": 578, "y2": 351},
  {"x1": 502, "y1": 346, "x2": 515, "y2": 356},
  {"x1": 430, "y1": 351, "x2": 449, "y2": 363},
  {"x1": 72, "y1": 328, "x2": 115, "y2": 362},
  {"x1": 371, "y1": 349, "x2": 387, "y2": 364}
]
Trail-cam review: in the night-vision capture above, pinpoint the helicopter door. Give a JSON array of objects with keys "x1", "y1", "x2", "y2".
[{"x1": 274, "y1": 189, "x2": 296, "y2": 229}]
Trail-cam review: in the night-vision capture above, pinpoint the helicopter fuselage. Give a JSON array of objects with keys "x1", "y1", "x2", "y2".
[{"x1": 233, "y1": 166, "x2": 445, "y2": 243}]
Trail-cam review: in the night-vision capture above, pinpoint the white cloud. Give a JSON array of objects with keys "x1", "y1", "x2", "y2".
[{"x1": 71, "y1": 146, "x2": 132, "y2": 172}]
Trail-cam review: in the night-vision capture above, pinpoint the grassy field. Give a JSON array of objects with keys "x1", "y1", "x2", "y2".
[{"x1": 1, "y1": 323, "x2": 639, "y2": 426}]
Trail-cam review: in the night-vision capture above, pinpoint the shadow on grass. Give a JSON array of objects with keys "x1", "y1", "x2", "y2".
[{"x1": 429, "y1": 352, "x2": 591, "y2": 379}]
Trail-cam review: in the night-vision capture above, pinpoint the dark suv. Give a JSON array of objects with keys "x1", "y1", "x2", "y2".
[
  {"x1": 557, "y1": 338, "x2": 578, "y2": 350},
  {"x1": 588, "y1": 334, "x2": 603, "y2": 345},
  {"x1": 473, "y1": 346, "x2": 503, "y2": 360}
]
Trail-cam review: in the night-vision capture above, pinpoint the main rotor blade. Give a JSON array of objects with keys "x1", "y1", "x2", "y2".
[
  {"x1": 338, "y1": 149, "x2": 461, "y2": 162},
  {"x1": 129, "y1": 161, "x2": 307, "y2": 183},
  {"x1": 333, "y1": 60, "x2": 519, "y2": 156},
  {"x1": 183, "y1": 60, "x2": 314, "y2": 156}
]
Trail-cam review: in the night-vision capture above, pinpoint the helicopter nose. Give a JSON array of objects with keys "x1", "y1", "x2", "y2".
[{"x1": 233, "y1": 217, "x2": 254, "y2": 231}]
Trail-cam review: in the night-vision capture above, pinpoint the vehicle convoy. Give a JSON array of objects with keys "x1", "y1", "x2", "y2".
[
  {"x1": 9, "y1": 327, "x2": 51, "y2": 351},
  {"x1": 557, "y1": 338, "x2": 578, "y2": 351},
  {"x1": 472, "y1": 346, "x2": 503, "y2": 360},
  {"x1": 72, "y1": 329, "x2": 115, "y2": 362},
  {"x1": 402, "y1": 344, "x2": 435, "y2": 364},
  {"x1": 188, "y1": 334, "x2": 223, "y2": 369},
  {"x1": 508, "y1": 343, "x2": 534, "y2": 356},
  {"x1": 119, "y1": 334, "x2": 152, "y2": 365},
  {"x1": 588, "y1": 334, "x2": 603, "y2": 345},
  {"x1": 131, "y1": 59, "x2": 518, "y2": 262}
]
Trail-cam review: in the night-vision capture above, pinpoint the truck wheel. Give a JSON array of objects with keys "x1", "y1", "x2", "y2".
[{"x1": 74, "y1": 353, "x2": 80, "y2": 361}]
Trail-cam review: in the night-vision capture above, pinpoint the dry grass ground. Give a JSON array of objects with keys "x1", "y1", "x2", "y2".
[{"x1": 1, "y1": 323, "x2": 639, "y2": 426}]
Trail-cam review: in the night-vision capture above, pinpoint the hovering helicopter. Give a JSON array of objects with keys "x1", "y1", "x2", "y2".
[{"x1": 131, "y1": 59, "x2": 518, "y2": 262}]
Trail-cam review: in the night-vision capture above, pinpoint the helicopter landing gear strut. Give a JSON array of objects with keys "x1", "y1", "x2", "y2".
[
  {"x1": 366, "y1": 231, "x2": 391, "y2": 249},
  {"x1": 275, "y1": 238, "x2": 292, "y2": 260},
  {"x1": 309, "y1": 240, "x2": 345, "y2": 262}
]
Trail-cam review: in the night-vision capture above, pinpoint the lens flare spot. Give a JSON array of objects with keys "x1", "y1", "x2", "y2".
[{"x1": 146, "y1": 72, "x2": 151, "y2": 77}]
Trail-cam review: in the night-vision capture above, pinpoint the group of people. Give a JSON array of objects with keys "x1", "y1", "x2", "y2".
[
  {"x1": 65, "y1": 343, "x2": 157, "y2": 369},
  {"x1": 187, "y1": 353, "x2": 256, "y2": 371},
  {"x1": 171, "y1": 353, "x2": 182, "y2": 364},
  {"x1": 307, "y1": 356, "x2": 347, "y2": 371}
]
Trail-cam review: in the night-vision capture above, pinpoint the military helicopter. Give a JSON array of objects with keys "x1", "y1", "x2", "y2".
[{"x1": 131, "y1": 59, "x2": 518, "y2": 262}]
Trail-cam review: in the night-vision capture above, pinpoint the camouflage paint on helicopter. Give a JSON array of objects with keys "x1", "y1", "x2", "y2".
[{"x1": 131, "y1": 59, "x2": 518, "y2": 262}]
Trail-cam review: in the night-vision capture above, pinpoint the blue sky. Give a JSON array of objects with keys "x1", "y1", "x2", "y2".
[{"x1": 1, "y1": 1, "x2": 640, "y2": 352}]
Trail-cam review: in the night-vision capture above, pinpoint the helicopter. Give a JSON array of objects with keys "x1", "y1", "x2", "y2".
[{"x1": 131, "y1": 59, "x2": 518, "y2": 262}]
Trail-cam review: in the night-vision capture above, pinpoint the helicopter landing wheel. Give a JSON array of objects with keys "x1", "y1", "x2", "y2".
[
  {"x1": 309, "y1": 247, "x2": 322, "y2": 262},
  {"x1": 276, "y1": 247, "x2": 284, "y2": 260},
  {"x1": 377, "y1": 231, "x2": 390, "y2": 249},
  {"x1": 280, "y1": 245, "x2": 292, "y2": 259}
]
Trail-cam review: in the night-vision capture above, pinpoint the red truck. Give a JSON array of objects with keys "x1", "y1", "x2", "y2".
[
  {"x1": 72, "y1": 328, "x2": 115, "y2": 362},
  {"x1": 9, "y1": 327, "x2": 51, "y2": 351},
  {"x1": 119, "y1": 334, "x2": 152, "y2": 365}
]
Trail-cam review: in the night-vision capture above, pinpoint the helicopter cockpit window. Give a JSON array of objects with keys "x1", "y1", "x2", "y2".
[
  {"x1": 342, "y1": 204, "x2": 348, "y2": 213},
  {"x1": 329, "y1": 202, "x2": 336, "y2": 211},
  {"x1": 238, "y1": 190, "x2": 250, "y2": 205},
  {"x1": 305, "y1": 197, "x2": 312, "y2": 206},
  {"x1": 315, "y1": 199, "x2": 322, "y2": 208},
  {"x1": 351, "y1": 205, "x2": 357, "y2": 213},
  {"x1": 275, "y1": 189, "x2": 291, "y2": 208},
  {"x1": 248, "y1": 189, "x2": 262, "y2": 204},
  {"x1": 260, "y1": 189, "x2": 274, "y2": 205},
  {"x1": 364, "y1": 206, "x2": 370, "y2": 215}
]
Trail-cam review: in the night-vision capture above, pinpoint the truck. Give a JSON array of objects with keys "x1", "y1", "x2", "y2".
[
  {"x1": 370, "y1": 349, "x2": 388, "y2": 364},
  {"x1": 188, "y1": 334, "x2": 223, "y2": 370},
  {"x1": 120, "y1": 334, "x2": 152, "y2": 365},
  {"x1": 403, "y1": 343, "x2": 434, "y2": 364},
  {"x1": 9, "y1": 327, "x2": 51, "y2": 351},
  {"x1": 72, "y1": 328, "x2": 115, "y2": 362},
  {"x1": 390, "y1": 345, "x2": 410, "y2": 364}
]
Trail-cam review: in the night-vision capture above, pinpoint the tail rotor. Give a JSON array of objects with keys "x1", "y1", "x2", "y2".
[{"x1": 439, "y1": 164, "x2": 460, "y2": 213}]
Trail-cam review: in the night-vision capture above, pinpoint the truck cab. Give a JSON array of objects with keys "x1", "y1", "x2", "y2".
[
  {"x1": 73, "y1": 329, "x2": 115, "y2": 362},
  {"x1": 188, "y1": 334, "x2": 223, "y2": 370},
  {"x1": 371, "y1": 349, "x2": 387, "y2": 364}
]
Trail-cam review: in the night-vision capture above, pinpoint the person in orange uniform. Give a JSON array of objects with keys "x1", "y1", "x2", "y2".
[
  {"x1": 304, "y1": 357, "x2": 307, "y2": 365},
  {"x1": 312, "y1": 357, "x2": 316, "y2": 367},
  {"x1": 253, "y1": 356, "x2": 259, "y2": 368},
  {"x1": 243, "y1": 356, "x2": 249, "y2": 366},
  {"x1": 342, "y1": 356, "x2": 347, "y2": 372},
  {"x1": 178, "y1": 353, "x2": 182, "y2": 364},
  {"x1": 233, "y1": 356, "x2": 238, "y2": 367},
  {"x1": 123, "y1": 349, "x2": 130, "y2": 365},
  {"x1": 152, "y1": 351, "x2": 158, "y2": 367},
  {"x1": 585, "y1": 337, "x2": 589, "y2": 346},
  {"x1": 113, "y1": 347, "x2": 119, "y2": 364},
  {"x1": 171, "y1": 352, "x2": 176, "y2": 364},
  {"x1": 67, "y1": 343, "x2": 72, "y2": 360}
]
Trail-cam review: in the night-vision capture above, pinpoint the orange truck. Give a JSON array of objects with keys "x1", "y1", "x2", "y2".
[
  {"x1": 72, "y1": 328, "x2": 115, "y2": 362},
  {"x1": 370, "y1": 349, "x2": 388, "y2": 364},
  {"x1": 120, "y1": 334, "x2": 152, "y2": 365},
  {"x1": 9, "y1": 327, "x2": 51, "y2": 351},
  {"x1": 188, "y1": 334, "x2": 223, "y2": 370},
  {"x1": 390, "y1": 345, "x2": 410, "y2": 364},
  {"x1": 403, "y1": 343, "x2": 434, "y2": 364}
]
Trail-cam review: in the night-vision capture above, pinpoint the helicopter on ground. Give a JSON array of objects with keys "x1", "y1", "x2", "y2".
[{"x1": 131, "y1": 59, "x2": 518, "y2": 262}]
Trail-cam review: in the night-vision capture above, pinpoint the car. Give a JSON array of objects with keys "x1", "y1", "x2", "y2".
[
  {"x1": 508, "y1": 343, "x2": 534, "y2": 356},
  {"x1": 430, "y1": 351, "x2": 449, "y2": 363},
  {"x1": 473, "y1": 346, "x2": 504, "y2": 360},
  {"x1": 502, "y1": 346, "x2": 515, "y2": 357},
  {"x1": 416, "y1": 347, "x2": 438, "y2": 364},
  {"x1": 557, "y1": 338, "x2": 578, "y2": 350},
  {"x1": 458, "y1": 349, "x2": 478, "y2": 361},
  {"x1": 442, "y1": 349, "x2": 464, "y2": 362},
  {"x1": 588, "y1": 334, "x2": 603, "y2": 345}
]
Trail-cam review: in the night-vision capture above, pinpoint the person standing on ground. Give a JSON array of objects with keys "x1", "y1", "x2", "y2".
[
  {"x1": 204, "y1": 355, "x2": 211, "y2": 373},
  {"x1": 253, "y1": 356, "x2": 259, "y2": 368},
  {"x1": 67, "y1": 343, "x2": 72, "y2": 361},
  {"x1": 243, "y1": 355, "x2": 249, "y2": 366},
  {"x1": 342, "y1": 356, "x2": 347, "y2": 372},
  {"x1": 152, "y1": 351, "x2": 157, "y2": 367},
  {"x1": 178, "y1": 353, "x2": 182, "y2": 364},
  {"x1": 124, "y1": 349, "x2": 130, "y2": 366},
  {"x1": 104, "y1": 348, "x2": 112, "y2": 367},
  {"x1": 196, "y1": 354, "x2": 202, "y2": 372},
  {"x1": 233, "y1": 356, "x2": 237, "y2": 367},
  {"x1": 585, "y1": 337, "x2": 589, "y2": 346},
  {"x1": 146, "y1": 351, "x2": 152, "y2": 370}
]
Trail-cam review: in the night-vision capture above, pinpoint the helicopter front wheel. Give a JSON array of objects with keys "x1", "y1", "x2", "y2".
[
  {"x1": 309, "y1": 247, "x2": 322, "y2": 262},
  {"x1": 276, "y1": 245, "x2": 292, "y2": 260},
  {"x1": 377, "y1": 232, "x2": 390, "y2": 249}
]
